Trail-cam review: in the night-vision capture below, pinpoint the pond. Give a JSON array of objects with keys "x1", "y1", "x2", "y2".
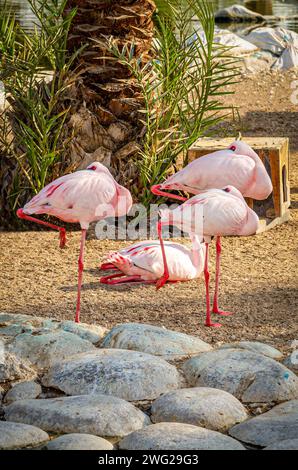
[{"x1": 1, "y1": 0, "x2": 298, "y2": 34}]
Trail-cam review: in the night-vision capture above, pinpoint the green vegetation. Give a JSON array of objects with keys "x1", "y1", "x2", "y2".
[
  {"x1": 0, "y1": 0, "x2": 239, "y2": 225},
  {"x1": 108, "y1": 1, "x2": 239, "y2": 205}
]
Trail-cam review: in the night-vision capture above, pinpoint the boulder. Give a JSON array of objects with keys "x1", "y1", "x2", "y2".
[
  {"x1": 101, "y1": 323, "x2": 212, "y2": 360},
  {"x1": 4, "y1": 381, "x2": 42, "y2": 404},
  {"x1": 229, "y1": 400, "x2": 298, "y2": 447},
  {"x1": 5, "y1": 394, "x2": 150, "y2": 438},
  {"x1": 151, "y1": 387, "x2": 247, "y2": 432},
  {"x1": 119, "y1": 422, "x2": 245, "y2": 450},
  {"x1": 0, "y1": 421, "x2": 49, "y2": 449},
  {"x1": 0, "y1": 349, "x2": 36, "y2": 384},
  {"x1": 183, "y1": 349, "x2": 298, "y2": 403},
  {"x1": 44, "y1": 433, "x2": 113, "y2": 450},
  {"x1": 9, "y1": 331, "x2": 95, "y2": 369},
  {"x1": 58, "y1": 320, "x2": 108, "y2": 344},
  {"x1": 264, "y1": 439, "x2": 298, "y2": 450},
  {"x1": 43, "y1": 349, "x2": 183, "y2": 401},
  {"x1": 283, "y1": 351, "x2": 298, "y2": 372},
  {"x1": 219, "y1": 341, "x2": 282, "y2": 359}
]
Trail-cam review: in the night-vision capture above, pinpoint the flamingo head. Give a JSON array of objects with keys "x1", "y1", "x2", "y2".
[
  {"x1": 221, "y1": 185, "x2": 244, "y2": 200},
  {"x1": 87, "y1": 161, "x2": 112, "y2": 175},
  {"x1": 228, "y1": 140, "x2": 260, "y2": 161}
]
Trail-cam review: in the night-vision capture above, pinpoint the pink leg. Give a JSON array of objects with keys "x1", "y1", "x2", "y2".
[
  {"x1": 156, "y1": 221, "x2": 170, "y2": 289},
  {"x1": 75, "y1": 229, "x2": 87, "y2": 323},
  {"x1": 100, "y1": 272, "x2": 179, "y2": 286},
  {"x1": 17, "y1": 208, "x2": 66, "y2": 248},
  {"x1": 100, "y1": 272, "x2": 155, "y2": 285},
  {"x1": 99, "y1": 262, "x2": 119, "y2": 271},
  {"x1": 212, "y1": 236, "x2": 233, "y2": 316},
  {"x1": 204, "y1": 243, "x2": 221, "y2": 328},
  {"x1": 151, "y1": 185, "x2": 187, "y2": 202}
]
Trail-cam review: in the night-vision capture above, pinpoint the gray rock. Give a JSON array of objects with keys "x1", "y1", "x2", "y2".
[
  {"x1": 119, "y1": 422, "x2": 245, "y2": 450},
  {"x1": 42, "y1": 349, "x2": 183, "y2": 401},
  {"x1": 59, "y1": 321, "x2": 108, "y2": 344},
  {"x1": 0, "y1": 350, "x2": 37, "y2": 384},
  {"x1": 261, "y1": 400, "x2": 298, "y2": 417},
  {"x1": 284, "y1": 351, "x2": 298, "y2": 372},
  {"x1": 229, "y1": 401, "x2": 298, "y2": 447},
  {"x1": 0, "y1": 313, "x2": 107, "y2": 345},
  {"x1": 101, "y1": 323, "x2": 212, "y2": 359},
  {"x1": 5, "y1": 395, "x2": 150, "y2": 437},
  {"x1": 151, "y1": 387, "x2": 247, "y2": 432},
  {"x1": 219, "y1": 341, "x2": 283, "y2": 359},
  {"x1": 44, "y1": 433, "x2": 113, "y2": 450},
  {"x1": 0, "y1": 313, "x2": 58, "y2": 336},
  {"x1": 4, "y1": 381, "x2": 42, "y2": 404},
  {"x1": 9, "y1": 331, "x2": 95, "y2": 369},
  {"x1": 0, "y1": 421, "x2": 49, "y2": 449},
  {"x1": 183, "y1": 349, "x2": 298, "y2": 403},
  {"x1": 264, "y1": 439, "x2": 298, "y2": 450}
]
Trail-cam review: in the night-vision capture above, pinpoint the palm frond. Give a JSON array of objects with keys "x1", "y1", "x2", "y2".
[{"x1": 106, "y1": 0, "x2": 240, "y2": 206}]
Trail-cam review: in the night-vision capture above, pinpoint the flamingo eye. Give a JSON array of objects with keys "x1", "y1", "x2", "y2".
[
  {"x1": 223, "y1": 187, "x2": 231, "y2": 192},
  {"x1": 229, "y1": 145, "x2": 236, "y2": 151}
]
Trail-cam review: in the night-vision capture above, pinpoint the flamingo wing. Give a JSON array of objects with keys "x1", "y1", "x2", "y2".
[
  {"x1": 164, "y1": 151, "x2": 255, "y2": 194},
  {"x1": 199, "y1": 192, "x2": 249, "y2": 236},
  {"x1": 129, "y1": 243, "x2": 200, "y2": 280},
  {"x1": 23, "y1": 170, "x2": 118, "y2": 224}
]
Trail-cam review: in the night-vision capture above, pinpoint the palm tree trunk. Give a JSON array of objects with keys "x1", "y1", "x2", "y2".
[{"x1": 62, "y1": 0, "x2": 156, "y2": 196}]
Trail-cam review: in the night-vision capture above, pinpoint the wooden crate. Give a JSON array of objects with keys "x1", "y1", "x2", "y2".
[{"x1": 187, "y1": 137, "x2": 290, "y2": 232}]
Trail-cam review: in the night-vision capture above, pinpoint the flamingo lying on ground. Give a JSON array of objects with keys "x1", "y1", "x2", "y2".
[
  {"x1": 99, "y1": 239, "x2": 205, "y2": 285},
  {"x1": 151, "y1": 140, "x2": 273, "y2": 202},
  {"x1": 157, "y1": 186, "x2": 259, "y2": 327},
  {"x1": 17, "y1": 162, "x2": 132, "y2": 323}
]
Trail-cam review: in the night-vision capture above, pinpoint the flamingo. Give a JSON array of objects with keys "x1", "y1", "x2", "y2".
[
  {"x1": 157, "y1": 186, "x2": 259, "y2": 327},
  {"x1": 151, "y1": 140, "x2": 273, "y2": 202},
  {"x1": 99, "y1": 239, "x2": 205, "y2": 285},
  {"x1": 17, "y1": 162, "x2": 132, "y2": 323}
]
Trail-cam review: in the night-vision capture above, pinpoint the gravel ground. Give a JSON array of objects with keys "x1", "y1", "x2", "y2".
[{"x1": 1, "y1": 69, "x2": 297, "y2": 353}]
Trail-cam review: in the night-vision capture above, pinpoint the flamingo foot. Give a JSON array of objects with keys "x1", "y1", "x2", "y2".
[
  {"x1": 212, "y1": 308, "x2": 233, "y2": 316},
  {"x1": 205, "y1": 321, "x2": 222, "y2": 328},
  {"x1": 107, "y1": 253, "x2": 132, "y2": 273}
]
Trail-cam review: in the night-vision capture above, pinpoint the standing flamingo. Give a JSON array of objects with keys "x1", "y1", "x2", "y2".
[
  {"x1": 157, "y1": 186, "x2": 259, "y2": 327},
  {"x1": 151, "y1": 140, "x2": 273, "y2": 201},
  {"x1": 99, "y1": 239, "x2": 205, "y2": 285},
  {"x1": 17, "y1": 162, "x2": 132, "y2": 323}
]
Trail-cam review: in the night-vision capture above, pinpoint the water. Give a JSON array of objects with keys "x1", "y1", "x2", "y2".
[
  {"x1": 1, "y1": 0, "x2": 298, "y2": 33},
  {"x1": 211, "y1": 0, "x2": 298, "y2": 33},
  {"x1": 0, "y1": 0, "x2": 36, "y2": 32}
]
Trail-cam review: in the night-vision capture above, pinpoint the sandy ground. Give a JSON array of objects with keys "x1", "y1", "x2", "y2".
[{"x1": 0, "y1": 69, "x2": 298, "y2": 353}]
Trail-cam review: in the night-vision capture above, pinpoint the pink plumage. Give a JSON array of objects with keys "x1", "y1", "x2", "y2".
[
  {"x1": 100, "y1": 240, "x2": 205, "y2": 285},
  {"x1": 159, "y1": 186, "x2": 259, "y2": 238},
  {"x1": 17, "y1": 162, "x2": 132, "y2": 323},
  {"x1": 152, "y1": 140, "x2": 273, "y2": 201},
  {"x1": 157, "y1": 185, "x2": 260, "y2": 327},
  {"x1": 22, "y1": 162, "x2": 132, "y2": 228}
]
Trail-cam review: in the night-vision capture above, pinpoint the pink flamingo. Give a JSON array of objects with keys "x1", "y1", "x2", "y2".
[
  {"x1": 151, "y1": 140, "x2": 273, "y2": 202},
  {"x1": 99, "y1": 239, "x2": 205, "y2": 285},
  {"x1": 17, "y1": 162, "x2": 132, "y2": 323},
  {"x1": 157, "y1": 186, "x2": 259, "y2": 327}
]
